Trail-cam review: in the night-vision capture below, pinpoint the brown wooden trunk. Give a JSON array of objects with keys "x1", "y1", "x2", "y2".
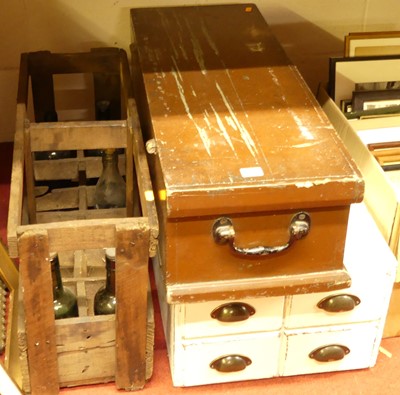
[{"x1": 130, "y1": 4, "x2": 364, "y2": 302}]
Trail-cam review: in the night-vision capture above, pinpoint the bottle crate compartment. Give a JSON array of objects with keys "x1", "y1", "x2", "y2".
[{"x1": 6, "y1": 49, "x2": 158, "y2": 394}]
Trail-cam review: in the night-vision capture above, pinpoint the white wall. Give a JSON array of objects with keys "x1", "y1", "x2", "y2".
[{"x1": 1, "y1": 0, "x2": 399, "y2": 142}]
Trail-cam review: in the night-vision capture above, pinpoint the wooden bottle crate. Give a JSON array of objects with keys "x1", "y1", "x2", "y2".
[
  {"x1": 6, "y1": 48, "x2": 158, "y2": 394},
  {"x1": 16, "y1": 249, "x2": 155, "y2": 393}
]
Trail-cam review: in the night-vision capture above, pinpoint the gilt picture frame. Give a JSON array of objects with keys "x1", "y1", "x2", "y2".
[{"x1": 344, "y1": 31, "x2": 400, "y2": 57}]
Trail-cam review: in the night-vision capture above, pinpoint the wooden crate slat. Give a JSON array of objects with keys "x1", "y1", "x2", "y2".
[
  {"x1": 30, "y1": 64, "x2": 55, "y2": 122},
  {"x1": 35, "y1": 186, "x2": 81, "y2": 211},
  {"x1": 16, "y1": 217, "x2": 149, "y2": 252},
  {"x1": 27, "y1": 50, "x2": 121, "y2": 75},
  {"x1": 29, "y1": 121, "x2": 127, "y2": 151},
  {"x1": 33, "y1": 154, "x2": 126, "y2": 181},
  {"x1": 7, "y1": 107, "x2": 25, "y2": 258},
  {"x1": 55, "y1": 315, "x2": 115, "y2": 353},
  {"x1": 24, "y1": 123, "x2": 38, "y2": 224},
  {"x1": 34, "y1": 158, "x2": 79, "y2": 180},
  {"x1": 18, "y1": 230, "x2": 59, "y2": 395},
  {"x1": 35, "y1": 208, "x2": 126, "y2": 224},
  {"x1": 115, "y1": 222, "x2": 150, "y2": 390},
  {"x1": 128, "y1": 98, "x2": 159, "y2": 256}
]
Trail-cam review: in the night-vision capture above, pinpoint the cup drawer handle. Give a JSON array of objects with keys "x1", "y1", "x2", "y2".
[
  {"x1": 211, "y1": 302, "x2": 256, "y2": 322},
  {"x1": 317, "y1": 294, "x2": 361, "y2": 312},
  {"x1": 210, "y1": 355, "x2": 252, "y2": 372},
  {"x1": 212, "y1": 212, "x2": 311, "y2": 256},
  {"x1": 309, "y1": 345, "x2": 350, "y2": 362}
]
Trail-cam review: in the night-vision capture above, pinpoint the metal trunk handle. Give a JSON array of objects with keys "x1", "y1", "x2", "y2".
[{"x1": 212, "y1": 212, "x2": 311, "y2": 256}]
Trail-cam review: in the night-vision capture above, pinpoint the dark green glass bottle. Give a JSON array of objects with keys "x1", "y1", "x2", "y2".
[
  {"x1": 94, "y1": 248, "x2": 116, "y2": 315},
  {"x1": 50, "y1": 253, "x2": 79, "y2": 319}
]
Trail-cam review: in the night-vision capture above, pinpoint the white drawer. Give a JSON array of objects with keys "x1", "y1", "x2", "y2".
[
  {"x1": 285, "y1": 203, "x2": 396, "y2": 329},
  {"x1": 285, "y1": 277, "x2": 390, "y2": 328},
  {"x1": 281, "y1": 322, "x2": 379, "y2": 377},
  {"x1": 171, "y1": 331, "x2": 281, "y2": 386},
  {"x1": 179, "y1": 296, "x2": 285, "y2": 339}
]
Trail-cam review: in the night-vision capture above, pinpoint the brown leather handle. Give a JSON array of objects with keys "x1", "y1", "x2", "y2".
[{"x1": 212, "y1": 212, "x2": 311, "y2": 256}]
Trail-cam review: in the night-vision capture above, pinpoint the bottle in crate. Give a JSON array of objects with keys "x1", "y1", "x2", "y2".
[
  {"x1": 94, "y1": 248, "x2": 116, "y2": 315},
  {"x1": 94, "y1": 148, "x2": 126, "y2": 208},
  {"x1": 50, "y1": 253, "x2": 79, "y2": 319}
]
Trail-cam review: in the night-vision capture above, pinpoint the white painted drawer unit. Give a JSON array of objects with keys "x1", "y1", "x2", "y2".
[{"x1": 154, "y1": 203, "x2": 397, "y2": 386}]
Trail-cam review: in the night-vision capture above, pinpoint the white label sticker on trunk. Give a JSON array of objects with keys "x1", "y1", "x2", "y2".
[{"x1": 240, "y1": 167, "x2": 264, "y2": 178}]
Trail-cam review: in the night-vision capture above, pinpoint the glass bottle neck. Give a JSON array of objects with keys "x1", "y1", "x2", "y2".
[
  {"x1": 51, "y1": 255, "x2": 63, "y2": 292},
  {"x1": 105, "y1": 256, "x2": 116, "y2": 294},
  {"x1": 102, "y1": 149, "x2": 119, "y2": 170}
]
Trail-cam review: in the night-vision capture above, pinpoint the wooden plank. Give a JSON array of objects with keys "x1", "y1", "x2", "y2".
[
  {"x1": 16, "y1": 217, "x2": 148, "y2": 253},
  {"x1": 27, "y1": 51, "x2": 120, "y2": 75},
  {"x1": 165, "y1": 268, "x2": 352, "y2": 303},
  {"x1": 33, "y1": 154, "x2": 126, "y2": 181},
  {"x1": 121, "y1": 50, "x2": 136, "y2": 218},
  {"x1": 125, "y1": 111, "x2": 135, "y2": 218},
  {"x1": 7, "y1": 105, "x2": 27, "y2": 258},
  {"x1": 18, "y1": 230, "x2": 59, "y2": 395},
  {"x1": 16, "y1": 53, "x2": 29, "y2": 105},
  {"x1": 34, "y1": 157, "x2": 80, "y2": 180},
  {"x1": 29, "y1": 51, "x2": 56, "y2": 122},
  {"x1": 36, "y1": 207, "x2": 126, "y2": 224},
  {"x1": 23, "y1": 127, "x2": 37, "y2": 224},
  {"x1": 29, "y1": 121, "x2": 127, "y2": 151},
  {"x1": 7, "y1": 53, "x2": 30, "y2": 257},
  {"x1": 115, "y1": 222, "x2": 150, "y2": 390},
  {"x1": 35, "y1": 186, "x2": 81, "y2": 211},
  {"x1": 128, "y1": 97, "x2": 159, "y2": 256},
  {"x1": 16, "y1": 290, "x2": 30, "y2": 393},
  {"x1": 91, "y1": 47, "x2": 121, "y2": 121}
]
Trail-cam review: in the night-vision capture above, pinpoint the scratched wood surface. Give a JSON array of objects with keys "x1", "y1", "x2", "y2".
[{"x1": 131, "y1": 4, "x2": 364, "y2": 217}]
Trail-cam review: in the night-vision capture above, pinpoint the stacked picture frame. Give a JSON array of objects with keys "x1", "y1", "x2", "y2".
[
  {"x1": 328, "y1": 31, "x2": 400, "y2": 166},
  {"x1": 329, "y1": 31, "x2": 400, "y2": 120}
]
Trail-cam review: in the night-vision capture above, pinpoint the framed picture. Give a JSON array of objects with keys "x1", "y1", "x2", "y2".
[
  {"x1": 368, "y1": 141, "x2": 400, "y2": 171},
  {"x1": 352, "y1": 88, "x2": 400, "y2": 112},
  {"x1": 344, "y1": 31, "x2": 400, "y2": 57},
  {"x1": 328, "y1": 55, "x2": 400, "y2": 105}
]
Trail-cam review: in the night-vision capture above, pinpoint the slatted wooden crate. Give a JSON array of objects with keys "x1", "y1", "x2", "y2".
[{"x1": 6, "y1": 48, "x2": 158, "y2": 394}]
